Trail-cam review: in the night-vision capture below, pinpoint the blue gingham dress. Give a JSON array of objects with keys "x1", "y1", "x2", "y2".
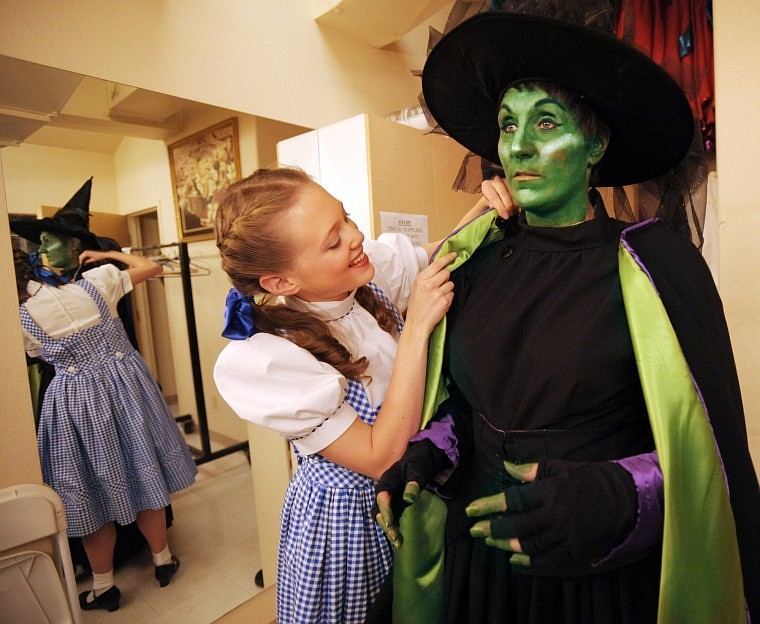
[
  {"x1": 20, "y1": 276, "x2": 198, "y2": 538},
  {"x1": 276, "y1": 283, "x2": 401, "y2": 624}
]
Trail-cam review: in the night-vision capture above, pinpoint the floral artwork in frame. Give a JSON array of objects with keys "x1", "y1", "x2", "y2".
[{"x1": 168, "y1": 117, "x2": 241, "y2": 242}]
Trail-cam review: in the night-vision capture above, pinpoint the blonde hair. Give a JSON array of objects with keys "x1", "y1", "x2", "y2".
[{"x1": 216, "y1": 167, "x2": 399, "y2": 379}]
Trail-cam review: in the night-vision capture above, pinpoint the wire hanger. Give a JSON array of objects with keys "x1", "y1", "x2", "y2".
[{"x1": 130, "y1": 243, "x2": 211, "y2": 278}]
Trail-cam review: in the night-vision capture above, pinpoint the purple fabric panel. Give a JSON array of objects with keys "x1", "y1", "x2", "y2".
[
  {"x1": 410, "y1": 413, "x2": 459, "y2": 467},
  {"x1": 430, "y1": 208, "x2": 493, "y2": 259},
  {"x1": 595, "y1": 451, "x2": 664, "y2": 567},
  {"x1": 620, "y1": 219, "x2": 663, "y2": 297}
]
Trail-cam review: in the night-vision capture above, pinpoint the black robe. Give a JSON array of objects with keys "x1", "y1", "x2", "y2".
[{"x1": 392, "y1": 213, "x2": 759, "y2": 623}]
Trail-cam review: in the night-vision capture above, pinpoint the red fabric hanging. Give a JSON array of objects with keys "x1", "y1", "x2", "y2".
[{"x1": 615, "y1": 0, "x2": 715, "y2": 150}]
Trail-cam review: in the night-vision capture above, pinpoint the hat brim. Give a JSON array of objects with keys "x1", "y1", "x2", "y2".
[
  {"x1": 422, "y1": 13, "x2": 694, "y2": 187},
  {"x1": 10, "y1": 217, "x2": 102, "y2": 250}
]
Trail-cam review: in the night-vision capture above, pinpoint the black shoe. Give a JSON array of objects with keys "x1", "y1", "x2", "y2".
[
  {"x1": 79, "y1": 586, "x2": 121, "y2": 612},
  {"x1": 154, "y1": 556, "x2": 180, "y2": 587}
]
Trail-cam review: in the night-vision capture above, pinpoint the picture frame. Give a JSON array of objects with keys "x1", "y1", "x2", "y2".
[{"x1": 167, "y1": 117, "x2": 241, "y2": 242}]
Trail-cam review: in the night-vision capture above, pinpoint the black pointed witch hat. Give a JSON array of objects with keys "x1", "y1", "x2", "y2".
[
  {"x1": 421, "y1": 12, "x2": 695, "y2": 187},
  {"x1": 10, "y1": 177, "x2": 101, "y2": 250}
]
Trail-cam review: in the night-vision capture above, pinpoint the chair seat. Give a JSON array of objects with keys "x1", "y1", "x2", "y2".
[{"x1": 0, "y1": 551, "x2": 74, "y2": 624}]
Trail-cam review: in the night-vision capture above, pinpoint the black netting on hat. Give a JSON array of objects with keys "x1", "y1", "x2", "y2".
[
  {"x1": 489, "y1": 0, "x2": 616, "y2": 32},
  {"x1": 608, "y1": 120, "x2": 709, "y2": 248}
]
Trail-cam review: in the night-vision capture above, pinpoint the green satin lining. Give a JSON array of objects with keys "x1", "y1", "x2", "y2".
[
  {"x1": 619, "y1": 245, "x2": 746, "y2": 623},
  {"x1": 422, "y1": 210, "x2": 504, "y2": 427},
  {"x1": 392, "y1": 491, "x2": 447, "y2": 624},
  {"x1": 392, "y1": 211, "x2": 502, "y2": 624}
]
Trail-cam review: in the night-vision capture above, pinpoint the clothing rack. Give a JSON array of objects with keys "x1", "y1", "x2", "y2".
[{"x1": 132, "y1": 242, "x2": 248, "y2": 465}]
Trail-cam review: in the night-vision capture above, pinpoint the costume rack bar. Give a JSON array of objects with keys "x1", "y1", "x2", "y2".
[{"x1": 132, "y1": 241, "x2": 248, "y2": 465}]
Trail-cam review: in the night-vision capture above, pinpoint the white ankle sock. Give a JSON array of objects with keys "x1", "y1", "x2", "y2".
[
  {"x1": 152, "y1": 544, "x2": 173, "y2": 566},
  {"x1": 86, "y1": 570, "x2": 114, "y2": 602}
]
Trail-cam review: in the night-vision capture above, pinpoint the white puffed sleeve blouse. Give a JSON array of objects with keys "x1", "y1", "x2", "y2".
[
  {"x1": 213, "y1": 233, "x2": 428, "y2": 456},
  {"x1": 21, "y1": 264, "x2": 132, "y2": 358}
]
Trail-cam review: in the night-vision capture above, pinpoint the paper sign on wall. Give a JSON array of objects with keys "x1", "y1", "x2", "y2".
[{"x1": 380, "y1": 212, "x2": 429, "y2": 246}]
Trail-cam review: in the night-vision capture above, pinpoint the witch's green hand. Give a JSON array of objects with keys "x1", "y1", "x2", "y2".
[
  {"x1": 375, "y1": 490, "x2": 403, "y2": 549},
  {"x1": 465, "y1": 492, "x2": 507, "y2": 517}
]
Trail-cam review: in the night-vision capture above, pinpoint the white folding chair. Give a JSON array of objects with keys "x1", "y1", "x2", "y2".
[{"x1": 0, "y1": 483, "x2": 82, "y2": 624}]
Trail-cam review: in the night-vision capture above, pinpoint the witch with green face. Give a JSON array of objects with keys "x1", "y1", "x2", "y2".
[
  {"x1": 37, "y1": 230, "x2": 83, "y2": 270},
  {"x1": 496, "y1": 82, "x2": 609, "y2": 226},
  {"x1": 373, "y1": 11, "x2": 759, "y2": 624}
]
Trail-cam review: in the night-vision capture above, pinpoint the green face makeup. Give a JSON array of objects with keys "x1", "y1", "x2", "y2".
[
  {"x1": 39, "y1": 231, "x2": 79, "y2": 270},
  {"x1": 497, "y1": 86, "x2": 601, "y2": 226}
]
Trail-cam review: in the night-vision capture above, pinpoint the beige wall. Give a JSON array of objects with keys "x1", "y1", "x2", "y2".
[
  {"x1": 0, "y1": 158, "x2": 43, "y2": 489},
  {"x1": 712, "y1": 1, "x2": 760, "y2": 468},
  {"x1": 3, "y1": 144, "x2": 119, "y2": 216}
]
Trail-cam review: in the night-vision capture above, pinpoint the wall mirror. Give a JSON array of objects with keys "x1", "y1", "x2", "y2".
[{"x1": 1, "y1": 53, "x2": 279, "y2": 623}]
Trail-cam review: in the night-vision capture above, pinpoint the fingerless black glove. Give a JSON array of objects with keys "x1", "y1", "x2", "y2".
[
  {"x1": 491, "y1": 458, "x2": 639, "y2": 575},
  {"x1": 375, "y1": 439, "x2": 453, "y2": 521}
]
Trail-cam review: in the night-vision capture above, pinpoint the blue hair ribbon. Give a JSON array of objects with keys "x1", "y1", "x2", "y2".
[{"x1": 222, "y1": 288, "x2": 258, "y2": 340}]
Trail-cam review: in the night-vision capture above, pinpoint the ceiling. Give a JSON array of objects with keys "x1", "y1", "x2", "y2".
[
  {"x1": 0, "y1": 54, "x2": 208, "y2": 154},
  {"x1": 314, "y1": 0, "x2": 451, "y2": 47},
  {"x1": 0, "y1": 0, "x2": 451, "y2": 154}
]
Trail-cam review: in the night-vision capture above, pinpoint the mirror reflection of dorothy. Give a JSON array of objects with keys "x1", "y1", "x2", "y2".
[{"x1": 10, "y1": 179, "x2": 198, "y2": 613}]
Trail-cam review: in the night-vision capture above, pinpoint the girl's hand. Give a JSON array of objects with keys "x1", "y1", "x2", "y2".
[
  {"x1": 78, "y1": 249, "x2": 113, "y2": 265},
  {"x1": 482, "y1": 176, "x2": 518, "y2": 220},
  {"x1": 77, "y1": 248, "x2": 161, "y2": 284},
  {"x1": 423, "y1": 177, "x2": 516, "y2": 258},
  {"x1": 404, "y1": 251, "x2": 457, "y2": 336}
]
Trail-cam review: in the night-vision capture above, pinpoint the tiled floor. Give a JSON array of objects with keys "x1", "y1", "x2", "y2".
[{"x1": 75, "y1": 441, "x2": 264, "y2": 624}]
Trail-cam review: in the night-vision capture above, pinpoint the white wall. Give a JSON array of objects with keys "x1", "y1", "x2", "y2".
[{"x1": 113, "y1": 137, "x2": 174, "y2": 219}]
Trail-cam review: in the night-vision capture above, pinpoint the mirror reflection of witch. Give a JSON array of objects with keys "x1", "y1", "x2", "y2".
[
  {"x1": 11, "y1": 179, "x2": 198, "y2": 612},
  {"x1": 372, "y1": 7, "x2": 758, "y2": 624},
  {"x1": 13, "y1": 178, "x2": 140, "y2": 357}
]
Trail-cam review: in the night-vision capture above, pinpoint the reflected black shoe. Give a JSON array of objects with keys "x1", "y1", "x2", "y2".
[
  {"x1": 155, "y1": 556, "x2": 180, "y2": 587},
  {"x1": 79, "y1": 585, "x2": 121, "y2": 612}
]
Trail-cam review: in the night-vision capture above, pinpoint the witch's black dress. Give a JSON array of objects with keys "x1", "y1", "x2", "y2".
[{"x1": 440, "y1": 215, "x2": 660, "y2": 623}]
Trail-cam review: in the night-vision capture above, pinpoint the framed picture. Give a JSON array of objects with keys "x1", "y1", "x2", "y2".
[{"x1": 168, "y1": 117, "x2": 241, "y2": 242}]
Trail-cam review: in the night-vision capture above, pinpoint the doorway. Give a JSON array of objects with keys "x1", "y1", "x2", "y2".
[{"x1": 127, "y1": 209, "x2": 178, "y2": 408}]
